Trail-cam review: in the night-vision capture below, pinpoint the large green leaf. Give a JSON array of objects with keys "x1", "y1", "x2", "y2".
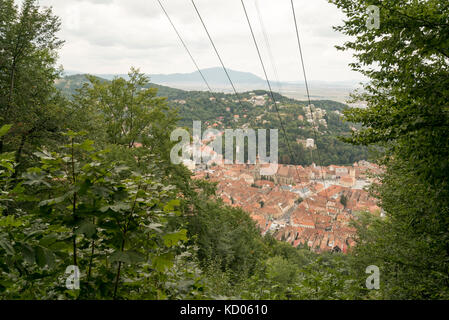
[
  {"x1": 100, "y1": 202, "x2": 131, "y2": 213},
  {"x1": 0, "y1": 216, "x2": 23, "y2": 228},
  {"x1": 152, "y1": 252, "x2": 174, "y2": 272},
  {"x1": 162, "y1": 229, "x2": 188, "y2": 248},
  {"x1": 109, "y1": 250, "x2": 145, "y2": 264},
  {"x1": 126, "y1": 250, "x2": 145, "y2": 264},
  {"x1": 163, "y1": 199, "x2": 180, "y2": 212},
  {"x1": 77, "y1": 139, "x2": 95, "y2": 152},
  {"x1": 34, "y1": 246, "x2": 55, "y2": 268},
  {"x1": 78, "y1": 179, "x2": 93, "y2": 195},
  {"x1": 21, "y1": 244, "x2": 35, "y2": 265},
  {"x1": 147, "y1": 223, "x2": 163, "y2": 234},
  {"x1": 35, "y1": 246, "x2": 47, "y2": 268},
  {"x1": 75, "y1": 220, "x2": 97, "y2": 238},
  {"x1": 110, "y1": 251, "x2": 131, "y2": 264},
  {"x1": 0, "y1": 239, "x2": 15, "y2": 255},
  {"x1": 38, "y1": 193, "x2": 71, "y2": 207},
  {"x1": 0, "y1": 125, "x2": 12, "y2": 138}
]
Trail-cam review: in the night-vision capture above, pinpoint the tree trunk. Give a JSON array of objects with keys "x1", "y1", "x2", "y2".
[
  {"x1": 113, "y1": 238, "x2": 126, "y2": 300},
  {"x1": 7, "y1": 63, "x2": 16, "y2": 111},
  {"x1": 14, "y1": 133, "x2": 26, "y2": 164},
  {"x1": 11, "y1": 133, "x2": 26, "y2": 181}
]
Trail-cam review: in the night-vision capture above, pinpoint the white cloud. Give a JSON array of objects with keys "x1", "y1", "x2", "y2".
[{"x1": 38, "y1": 0, "x2": 363, "y2": 81}]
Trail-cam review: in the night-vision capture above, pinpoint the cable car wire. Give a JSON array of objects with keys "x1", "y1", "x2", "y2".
[{"x1": 240, "y1": 0, "x2": 313, "y2": 212}]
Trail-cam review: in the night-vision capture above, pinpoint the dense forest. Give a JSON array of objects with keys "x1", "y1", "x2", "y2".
[{"x1": 1, "y1": 0, "x2": 448, "y2": 300}]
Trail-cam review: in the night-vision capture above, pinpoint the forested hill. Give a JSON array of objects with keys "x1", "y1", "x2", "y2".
[
  {"x1": 56, "y1": 74, "x2": 369, "y2": 166},
  {"x1": 55, "y1": 74, "x2": 186, "y2": 98},
  {"x1": 56, "y1": 74, "x2": 347, "y2": 110}
]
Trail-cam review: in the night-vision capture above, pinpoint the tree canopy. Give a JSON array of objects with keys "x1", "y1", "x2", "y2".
[{"x1": 331, "y1": 0, "x2": 449, "y2": 299}]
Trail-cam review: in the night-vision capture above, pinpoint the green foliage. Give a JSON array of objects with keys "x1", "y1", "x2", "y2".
[
  {"x1": 187, "y1": 199, "x2": 265, "y2": 277},
  {"x1": 0, "y1": 125, "x2": 16, "y2": 215},
  {"x1": 330, "y1": 0, "x2": 449, "y2": 299},
  {"x1": 0, "y1": 0, "x2": 68, "y2": 173},
  {"x1": 265, "y1": 256, "x2": 298, "y2": 286},
  {"x1": 74, "y1": 69, "x2": 177, "y2": 152},
  {"x1": 340, "y1": 194, "x2": 348, "y2": 208},
  {"x1": 6, "y1": 0, "x2": 449, "y2": 301},
  {"x1": 0, "y1": 132, "x2": 200, "y2": 299}
]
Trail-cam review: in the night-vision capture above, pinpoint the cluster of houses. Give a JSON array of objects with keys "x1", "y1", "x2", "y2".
[
  {"x1": 245, "y1": 93, "x2": 268, "y2": 106},
  {"x1": 193, "y1": 160, "x2": 382, "y2": 253},
  {"x1": 303, "y1": 104, "x2": 328, "y2": 127}
]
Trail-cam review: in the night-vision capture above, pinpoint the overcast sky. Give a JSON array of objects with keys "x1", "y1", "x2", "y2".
[{"x1": 37, "y1": 0, "x2": 363, "y2": 82}]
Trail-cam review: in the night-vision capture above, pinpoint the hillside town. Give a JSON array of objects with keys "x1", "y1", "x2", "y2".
[{"x1": 192, "y1": 157, "x2": 382, "y2": 254}]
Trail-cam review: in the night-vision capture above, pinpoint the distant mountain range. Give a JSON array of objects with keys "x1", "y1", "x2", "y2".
[
  {"x1": 62, "y1": 67, "x2": 363, "y2": 102},
  {"x1": 149, "y1": 67, "x2": 267, "y2": 85},
  {"x1": 64, "y1": 67, "x2": 360, "y2": 87}
]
